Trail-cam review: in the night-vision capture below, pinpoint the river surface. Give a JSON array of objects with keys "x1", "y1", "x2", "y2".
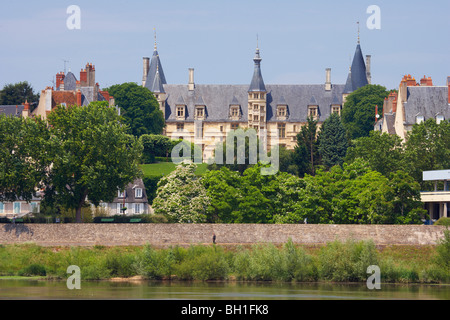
[{"x1": 0, "y1": 279, "x2": 449, "y2": 300}]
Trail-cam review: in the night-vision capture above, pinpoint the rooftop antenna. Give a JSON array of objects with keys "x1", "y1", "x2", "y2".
[
  {"x1": 63, "y1": 60, "x2": 70, "y2": 74},
  {"x1": 154, "y1": 28, "x2": 157, "y2": 51}
]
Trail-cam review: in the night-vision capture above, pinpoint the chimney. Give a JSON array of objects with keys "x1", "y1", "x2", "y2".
[
  {"x1": 366, "y1": 55, "x2": 372, "y2": 84},
  {"x1": 22, "y1": 100, "x2": 30, "y2": 118},
  {"x1": 142, "y1": 57, "x2": 150, "y2": 87},
  {"x1": 325, "y1": 68, "x2": 331, "y2": 91},
  {"x1": 400, "y1": 78, "x2": 408, "y2": 103},
  {"x1": 420, "y1": 75, "x2": 433, "y2": 86},
  {"x1": 80, "y1": 69, "x2": 87, "y2": 86},
  {"x1": 76, "y1": 90, "x2": 82, "y2": 106},
  {"x1": 56, "y1": 72, "x2": 65, "y2": 89},
  {"x1": 188, "y1": 68, "x2": 195, "y2": 91},
  {"x1": 60, "y1": 80, "x2": 65, "y2": 91}
]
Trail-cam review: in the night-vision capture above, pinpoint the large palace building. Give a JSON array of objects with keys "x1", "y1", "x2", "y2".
[{"x1": 142, "y1": 35, "x2": 371, "y2": 160}]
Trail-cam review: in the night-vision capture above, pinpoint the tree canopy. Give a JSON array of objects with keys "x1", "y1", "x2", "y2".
[
  {"x1": 318, "y1": 113, "x2": 348, "y2": 169},
  {"x1": 105, "y1": 82, "x2": 165, "y2": 137},
  {"x1": 46, "y1": 102, "x2": 143, "y2": 223},
  {"x1": 0, "y1": 81, "x2": 40, "y2": 107},
  {"x1": 341, "y1": 85, "x2": 390, "y2": 139}
]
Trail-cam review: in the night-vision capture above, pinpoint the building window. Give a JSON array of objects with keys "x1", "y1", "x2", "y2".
[
  {"x1": 308, "y1": 106, "x2": 319, "y2": 119},
  {"x1": 277, "y1": 106, "x2": 286, "y2": 117},
  {"x1": 331, "y1": 106, "x2": 341, "y2": 115},
  {"x1": 135, "y1": 188, "x2": 143, "y2": 199},
  {"x1": 231, "y1": 123, "x2": 239, "y2": 130},
  {"x1": 195, "y1": 106, "x2": 205, "y2": 120},
  {"x1": 230, "y1": 107, "x2": 240, "y2": 118},
  {"x1": 254, "y1": 93, "x2": 259, "y2": 99},
  {"x1": 177, "y1": 123, "x2": 184, "y2": 132},
  {"x1": 176, "y1": 106, "x2": 185, "y2": 119},
  {"x1": 134, "y1": 203, "x2": 143, "y2": 214},
  {"x1": 436, "y1": 115, "x2": 445, "y2": 124},
  {"x1": 0, "y1": 202, "x2": 3, "y2": 214},
  {"x1": 293, "y1": 125, "x2": 298, "y2": 132},
  {"x1": 278, "y1": 123, "x2": 286, "y2": 138},
  {"x1": 117, "y1": 203, "x2": 126, "y2": 214},
  {"x1": 416, "y1": 115, "x2": 424, "y2": 124},
  {"x1": 254, "y1": 104, "x2": 259, "y2": 111},
  {"x1": 30, "y1": 202, "x2": 39, "y2": 214},
  {"x1": 118, "y1": 190, "x2": 126, "y2": 198},
  {"x1": 253, "y1": 115, "x2": 259, "y2": 122},
  {"x1": 220, "y1": 126, "x2": 223, "y2": 132},
  {"x1": 13, "y1": 202, "x2": 21, "y2": 214}
]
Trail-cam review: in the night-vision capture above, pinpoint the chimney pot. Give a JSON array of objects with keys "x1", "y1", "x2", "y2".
[{"x1": 188, "y1": 68, "x2": 195, "y2": 91}]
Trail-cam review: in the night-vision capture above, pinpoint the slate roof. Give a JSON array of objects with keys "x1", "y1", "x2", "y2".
[
  {"x1": 248, "y1": 48, "x2": 266, "y2": 92},
  {"x1": 63, "y1": 72, "x2": 77, "y2": 91},
  {"x1": 403, "y1": 86, "x2": 450, "y2": 125},
  {"x1": 163, "y1": 84, "x2": 345, "y2": 123},
  {"x1": 344, "y1": 44, "x2": 369, "y2": 93},
  {"x1": 0, "y1": 105, "x2": 24, "y2": 116},
  {"x1": 112, "y1": 179, "x2": 148, "y2": 204},
  {"x1": 145, "y1": 50, "x2": 167, "y2": 92}
]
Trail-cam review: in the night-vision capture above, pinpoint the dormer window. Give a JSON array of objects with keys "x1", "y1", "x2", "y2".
[
  {"x1": 195, "y1": 106, "x2": 206, "y2": 120},
  {"x1": 277, "y1": 105, "x2": 288, "y2": 120},
  {"x1": 230, "y1": 106, "x2": 241, "y2": 120},
  {"x1": 176, "y1": 106, "x2": 185, "y2": 120},
  {"x1": 118, "y1": 190, "x2": 126, "y2": 198},
  {"x1": 135, "y1": 188, "x2": 143, "y2": 198},
  {"x1": 308, "y1": 106, "x2": 319, "y2": 120},
  {"x1": 436, "y1": 115, "x2": 445, "y2": 124},
  {"x1": 331, "y1": 105, "x2": 341, "y2": 115},
  {"x1": 416, "y1": 115, "x2": 424, "y2": 124}
]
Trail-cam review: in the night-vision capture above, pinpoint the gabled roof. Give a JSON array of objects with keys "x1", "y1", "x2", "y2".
[{"x1": 404, "y1": 86, "x2": 450, "y2": 125}]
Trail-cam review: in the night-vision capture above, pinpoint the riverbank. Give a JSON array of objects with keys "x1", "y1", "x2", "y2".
[{"x1": 1, "y1": 238, "x2": 449, "y2": 284}]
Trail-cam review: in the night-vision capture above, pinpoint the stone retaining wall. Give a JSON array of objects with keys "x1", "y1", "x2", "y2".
[{"x1": 0, "y1": 224, "x2": 446, "y2": 247}]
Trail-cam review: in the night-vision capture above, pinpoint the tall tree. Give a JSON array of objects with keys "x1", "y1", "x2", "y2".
[
  {"x1": 345, "y1": 131, "x2": 405, "y2": 177},
  {"x1": 46, "y1": 102, "x2": 143, "y2": 223},
  {"x1": 105, "y1": 82, "x2": 165, "y2": 137},
  {"x1": 318, "y1": 113, "x2": 348, "y2": 169},
  {"x1": 0, "y1": 115, "x2": 51, "y2": 202},
  {"x1": 0, "y1": 82, "x2": 40, "y2": 106},
  {"x1": 341, "y1": 84, "x2": 390, "y2": 139},
  {"x1": 293, "y1": 117, "x2": 320, "y2": 177}
]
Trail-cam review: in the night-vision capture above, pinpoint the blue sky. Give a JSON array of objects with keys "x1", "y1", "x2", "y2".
[{"x1": 0, "y1": 0, "x2": 449, "y2": 94}]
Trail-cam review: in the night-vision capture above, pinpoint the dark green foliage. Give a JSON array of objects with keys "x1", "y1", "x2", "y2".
[
  {"x1": 0, "y1": 115, "x2": 51, "y2": 202},
  {"x1": 18, "y1": 264, "x2": 47, "y2": 277},
  {"x1": 140, "y1": 134, "x2": 172, "y2": 163},
  {"x1": 345, "y1": 131, "x2": 405, "y2": 177},
  {"x1": 341, "y1": 84, "x2": 390, "y2": 139},
  {"x1": 0, "y1": 81, "x2": 39, "y2": 106},
  {"x1": 293, "y1": 117, "x2": 320, "y2": 177},
  {"x1": 105, "y1": 83, "x2": 165, "y2": 137},
  {"x1": 318, "y1": 113, "x2": 348, "y2": 169}
]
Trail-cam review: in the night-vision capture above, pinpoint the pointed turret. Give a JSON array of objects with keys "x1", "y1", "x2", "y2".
[
  {"x1": 144, "y1": 31, "x2": 167, "y2": 91},
  {"x1": 248, "y1": 46, "x2": 266, "y2": 93},
  {"x1": 150, "y1": 66, "x2": 165, "y2": 94}
]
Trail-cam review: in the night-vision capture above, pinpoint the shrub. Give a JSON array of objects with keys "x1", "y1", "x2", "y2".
[
  {"x1": 435, "y1": 217, "x2": 450, "y2": 226},
  {"x1": 18, "y1": 263, "x2": 46, "y2": 277},
  {"x1": 319, "y1": 239, "x2": 378, "y2": 282}
]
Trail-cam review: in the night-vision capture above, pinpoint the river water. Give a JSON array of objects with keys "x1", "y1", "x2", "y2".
[{"x1": 0, "y1": 280, "x2": 449, "y2": 300}]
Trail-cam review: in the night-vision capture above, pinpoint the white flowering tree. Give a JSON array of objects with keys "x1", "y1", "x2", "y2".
[{"x1": 153, "y1": 161, "x2": 210, "y2": 223}]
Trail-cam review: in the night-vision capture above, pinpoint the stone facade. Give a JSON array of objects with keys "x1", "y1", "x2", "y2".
[{"x1": 0, "y1": 224, "x2": 445, "y2": 247}]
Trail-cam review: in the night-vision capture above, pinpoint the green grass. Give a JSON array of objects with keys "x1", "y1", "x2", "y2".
[{"x1": 141, "y1": 162, "x2": 208, "y2": 177}]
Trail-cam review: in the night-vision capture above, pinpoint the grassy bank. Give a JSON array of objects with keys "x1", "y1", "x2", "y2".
[{"x1": 0, "y1": 238, "x2": 448, "y2": 284}]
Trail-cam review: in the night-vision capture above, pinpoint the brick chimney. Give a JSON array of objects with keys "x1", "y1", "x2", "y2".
[
  {"x1": 56, "y1": 72, "x2": 65, "y2": 89},
  {"x1": 420, "y1": 75, "x2": 433, "y2": 86},
  {"x1": 76, "y1": 90, "x2": 82, "y2": 106},
  {"x1": 22, "y1": 100, "x2": 30, "y2": 118},
  {"x1": 80, "y1": 69, "x2": 87, "y2": 86}
]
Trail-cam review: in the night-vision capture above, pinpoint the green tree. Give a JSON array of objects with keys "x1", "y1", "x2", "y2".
[
  {"x1": 140, "y1": 134, "x2": 172, "y2": 163},
  {"x1": 341, "y1": 85, "x2": 390, "y2": 139},
  {"x1": 318, "y1": 113, "x2": 348, "y2": 169},
  {"x1": 105, "y1": 83, "x2": 165, "y2": 137},
  {"x1": 0, "y1": 115, "x2": 51, "y2": 202},
  {"x1": 345, "y1": 131, "x2": 405, "y2": 177},
  {"x1": 293, "y1": 117, "x2": 320, "y2": 177},
  {"x1": 404, "y1": 119, "x2": 450, "y2": 188},
  {"x1": 0, "y1": 81, "x2": 40, "y2": 106},
  {"x1": 153, "y1": 162, "x2": 210, "y2": 223},
  {"x1": 46, "y1": 102, "x2": 143, "y2": 223}
]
